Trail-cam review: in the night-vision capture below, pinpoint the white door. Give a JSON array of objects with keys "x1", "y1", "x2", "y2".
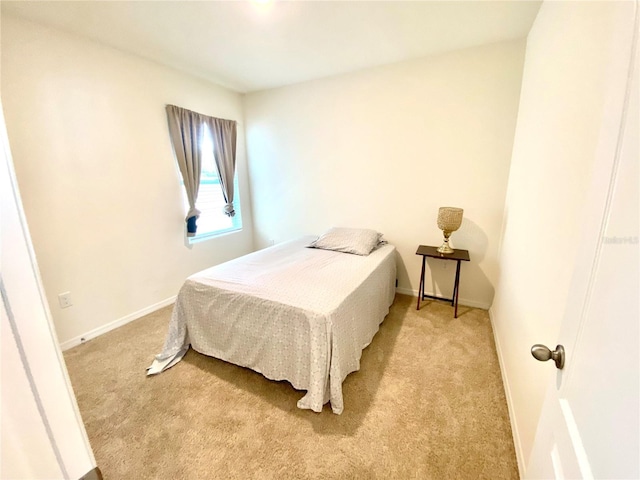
[
  {"x1": 526, "y1": 12, "x2": 639, "y2": 480},
  {"x1": 0, "y1": 103, "x2": 97, "y2": 478}
]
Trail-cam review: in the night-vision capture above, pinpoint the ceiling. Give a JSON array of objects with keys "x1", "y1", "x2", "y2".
[{"x1": 1, "y1": 1, "x2": 542, "y2": 93}]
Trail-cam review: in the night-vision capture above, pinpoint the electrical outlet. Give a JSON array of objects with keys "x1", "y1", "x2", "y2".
[
  {"x1": 269, "y1": 239, "x2": 275, "y2": 246},
  {"x1": 58, "y1": 292, "x2": 73, "y2": 309}
]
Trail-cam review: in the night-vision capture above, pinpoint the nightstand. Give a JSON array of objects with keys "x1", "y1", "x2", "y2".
[{"x1": 415, "y1": 245, "x2": 470, "y2": 318}]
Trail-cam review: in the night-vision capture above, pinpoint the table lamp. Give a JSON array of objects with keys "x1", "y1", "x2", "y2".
[{"x1": 436, "y1": 207, "x2": 463, "y2": 254}]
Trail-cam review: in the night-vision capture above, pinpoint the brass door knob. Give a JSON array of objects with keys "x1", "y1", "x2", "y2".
[{"x1": 531, "y1": 344, "x2": 565, "y2": 370}]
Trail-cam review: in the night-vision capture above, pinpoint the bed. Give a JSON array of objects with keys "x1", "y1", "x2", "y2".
[{"x1": 147, "y1": 232, "x2": 396, "y2": 414}]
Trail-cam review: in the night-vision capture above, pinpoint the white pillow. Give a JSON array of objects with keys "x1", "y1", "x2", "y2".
[{"x1": 307, "y1": 227, "x2": 384, "y2": 256}]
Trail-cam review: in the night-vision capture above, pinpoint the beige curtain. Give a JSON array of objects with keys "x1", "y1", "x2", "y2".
[
  {"x1": 166, "y1": 105, "x2": 203, "y2": 236},
  {"x1": 205, "y1": 117, "x2": 237, "y2": 217},
  {"x1": 166, "y1": 105, "x2": 238, "y2": 233}
]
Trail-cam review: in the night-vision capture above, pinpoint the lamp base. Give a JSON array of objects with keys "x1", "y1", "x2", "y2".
[
  {"x1": 437, "y1": 235, "x2": 455, "y2": 254},
  {"x1": 437, "y1": 244, "x2": 455, "y2": 254}
]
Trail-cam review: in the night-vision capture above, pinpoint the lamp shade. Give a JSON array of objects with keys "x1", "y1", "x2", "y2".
[{"x1": 437, "y1": 207, "x2": 463, "y2": 232}]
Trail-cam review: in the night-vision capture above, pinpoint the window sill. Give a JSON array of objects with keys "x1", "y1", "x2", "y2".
[{"x1": 186, "y1": 226, "x2": 243, "y2": 246}]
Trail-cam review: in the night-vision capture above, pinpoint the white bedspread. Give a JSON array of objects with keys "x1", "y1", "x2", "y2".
[{"x1": 148, "y1": 236, "x2": 396, "y2": 414}]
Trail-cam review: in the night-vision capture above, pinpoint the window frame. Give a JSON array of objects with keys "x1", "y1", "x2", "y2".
[{"x1": 180, "y1": 122, "x2": 243, "y2": 244}]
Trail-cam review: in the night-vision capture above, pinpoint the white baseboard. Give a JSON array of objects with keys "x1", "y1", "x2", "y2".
[
  {"x1": 488, "y1": 307, "x2": 525, "y2": 478},
  {"x1": 395, "y1": 287, "x2": 490, "y2": 310},
  {"x1": 60, "y1": 295, "x2": 176, "y2": 351}
]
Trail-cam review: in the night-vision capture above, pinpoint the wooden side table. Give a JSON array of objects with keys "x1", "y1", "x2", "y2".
[{"x1": 416, "y1": 245, "x2": 470, "y2": 318}]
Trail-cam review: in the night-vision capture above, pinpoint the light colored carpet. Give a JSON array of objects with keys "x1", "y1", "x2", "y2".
[{"x1": 63, "y1": 294, "x2": 518, "y2": 479}]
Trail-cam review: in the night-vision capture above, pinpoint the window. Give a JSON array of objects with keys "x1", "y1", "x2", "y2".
[{"x1": 182, "y1": 123, "x2": 242, "y2": 242}]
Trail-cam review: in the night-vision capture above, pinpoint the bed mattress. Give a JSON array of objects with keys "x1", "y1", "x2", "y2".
[{"x1": 148, "y1": 236, "x2": 396, "y2": 414}]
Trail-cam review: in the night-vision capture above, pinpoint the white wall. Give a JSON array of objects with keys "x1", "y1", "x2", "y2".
[
  {"x1": 1, "y1": 16, "x2": 254, "y2": 347},
  {"x1": 490, "y1": 1, "x2": 637, "y2": 472},
  {"x1": 243, "y1": 40, "x2": 525, "y2": 308}
]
